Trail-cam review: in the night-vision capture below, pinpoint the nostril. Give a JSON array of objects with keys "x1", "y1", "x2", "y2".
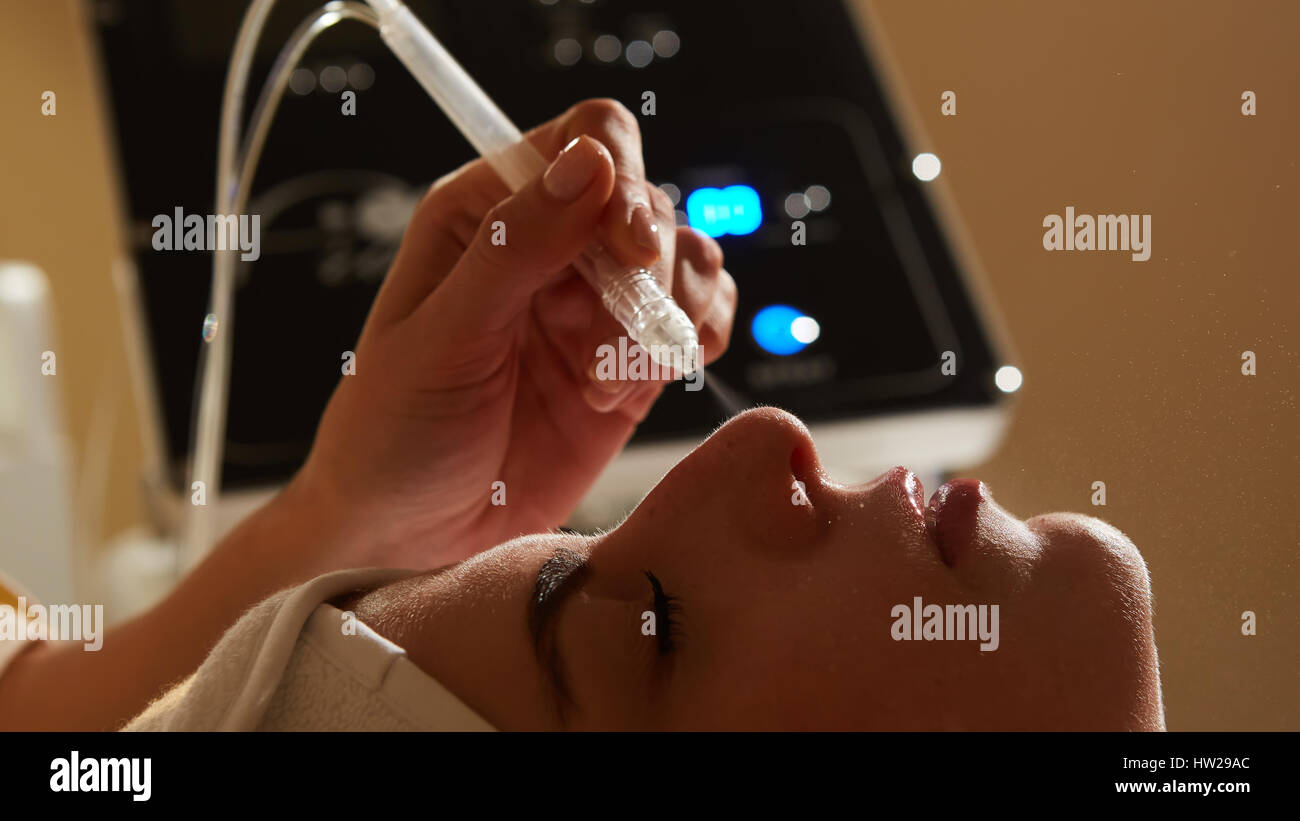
[
  {"x1": 785, "y1": 443, "x2": 826, "y2": 514},
  {"x1": 789, "y1": 443, "x2": 820, "y2": 487}
]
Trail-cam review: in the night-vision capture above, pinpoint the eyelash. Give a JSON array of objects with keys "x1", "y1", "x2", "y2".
[{"x1": 644, "y1": 571, "x2": 683, "y2": 655}]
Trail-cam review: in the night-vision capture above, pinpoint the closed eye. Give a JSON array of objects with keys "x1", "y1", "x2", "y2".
[
  {"x1": 644, "y1": 571, "x2": 682, "y2": 654},
  {"x1": 529, "y1": 547, "x2": 590, "y2": 716}
]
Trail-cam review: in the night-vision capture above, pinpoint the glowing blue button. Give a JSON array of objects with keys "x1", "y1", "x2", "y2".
[
  {"x1": 751, "y1": 304, "x2": 817, "y2": 356},
  {"x1": 686, "y1": 184, "x2": 763, "y2": 237}
]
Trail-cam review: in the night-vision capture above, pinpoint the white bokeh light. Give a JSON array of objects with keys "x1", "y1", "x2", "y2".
[
  {"x1": 553, "y1": 38, "x2": 582, "y2": 67},
  {"x1": 912, "y1": 152, "x2": 941, "y2": 181},
  {"x1": 625, "y1": 40, "x2": 654, "y2": 68},
  {"x1": 593, "y1": 34, "x2": 622, "y2": 63},
  {"x1": 791, "y1": 315, "x2": 821, "y2": 345},
  {"x1": 652, "y1": 30, "x2": 681, "y2": 59},
  {"x1": 289, "y1": 67, "x2": 316, "y2": 95},
  {"x1": 805, "y1": 184, "x2": 831, "y2": 211},
  {"x1": 784, "y1": 192, "x2": 811, "y2": 219},
  {"x1": 319, "y1": 65, "x2": 348, "y2": 93},
  {"x1": 995, "y1": 365, "x2": 1023, "y2": 393},
  {"x1": 347, "y1": 62, "x2": 375, "y2": 90}
]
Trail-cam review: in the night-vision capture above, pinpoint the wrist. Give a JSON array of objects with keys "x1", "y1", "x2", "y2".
[
  {"x1": 266, "y1": 466, "x2": 359, "y2": 577},
  {"x1": 278, "y1": 456, "x2": 425, "y2": 572},
  {"x1": 288, "y1": 448, "x2": 494, "y2": 570}
]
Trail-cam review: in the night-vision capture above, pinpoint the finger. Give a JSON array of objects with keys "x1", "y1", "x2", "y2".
[
  {"x1": 697, "y1": 267, "x2": 738, "y2": 365},
  {"x1": 366, "y1": 167, "x2": 505, "y2": 328},
  {"x1": 668, "y1": 225, "x2": 725, "y2": 322},
  {"x1": 660, "y1": 223, "x2": 734, "y2": 367},
  {"x1": 577, "y1": 183, "x2": 680, "y2": 401},
  {"x1": 587, "y1": 218, "x2": 732, "y2": 412},
  {"x1": 411, "y1": 136, "x2": 616, "y2": 359},
  {"x1": 542, "y1": 99, "x2": 660, "y2": 271},
  {"x1": 372, "y1": 99, "x2": 656, "y2": 328},
  {"x1": 590, "y1": 379, "x2": 662, "y2": 421}
]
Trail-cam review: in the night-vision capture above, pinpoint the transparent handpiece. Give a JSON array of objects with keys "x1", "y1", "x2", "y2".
[
  {"x1": 574, "y1": 249, "x2": 700, "y2": 376},
  {"x1": 373, "y1": 0, "x2": 700, "y2": 374}
]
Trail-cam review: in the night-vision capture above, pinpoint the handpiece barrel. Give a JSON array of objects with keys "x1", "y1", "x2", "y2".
[{"x1": 370, "y1": 0, "x2": 699, "y2": 373}]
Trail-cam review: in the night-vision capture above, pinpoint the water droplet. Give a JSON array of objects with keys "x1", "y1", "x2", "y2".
[{"x1": 202, "y1": 313, "x2": 219, "y2": 342}]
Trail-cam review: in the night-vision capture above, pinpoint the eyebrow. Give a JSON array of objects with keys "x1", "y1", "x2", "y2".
[{"x1": 528, "y1": 546, "x2": 591, "y2": 717}]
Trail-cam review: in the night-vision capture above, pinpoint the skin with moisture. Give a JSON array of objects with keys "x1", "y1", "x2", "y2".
[
  {"x1": 341, "y1": 408, "x2": 1164, "y2": 731},
  {"x1": 0, "y1": 96, "x2": 1159, "y2": 733}
]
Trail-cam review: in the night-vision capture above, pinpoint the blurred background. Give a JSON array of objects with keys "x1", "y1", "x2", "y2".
[{"x1": 0, "y1": 0, "x2": 1295, "y2": 729}]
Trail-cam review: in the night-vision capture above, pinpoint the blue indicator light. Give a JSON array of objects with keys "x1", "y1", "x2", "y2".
[
  {"x1": 751, "y1": 304, "x2": 812, "y2": 356},
  {"x1": 686, "y1": 184, "x2": 763, "y2": 237}
]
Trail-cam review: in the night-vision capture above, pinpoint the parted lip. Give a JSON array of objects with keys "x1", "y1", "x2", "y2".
[
  {"x1": 925, "y1": 478, "x2": 987, "y2": 564},
  {"x1": 903, "y1": 470, "x2": 926, "y2": 522},
  {"x1": 863, "y1": 466, "x2": 927, "y2": 524}
]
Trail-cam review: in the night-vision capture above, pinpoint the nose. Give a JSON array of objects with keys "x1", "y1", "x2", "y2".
[
  {"x1": 682, "y1": 407, "x2": 830, "y2": 550},
  {"x1": 709, "y1": 406, "x2": 823, "y2": 489}
]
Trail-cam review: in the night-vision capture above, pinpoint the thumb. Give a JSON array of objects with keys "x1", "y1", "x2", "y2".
[{"x1": 413, "y1": 135, "x2": 615, "y2": 341}]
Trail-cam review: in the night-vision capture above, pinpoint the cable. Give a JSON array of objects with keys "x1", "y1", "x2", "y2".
[
  {"x1": 183, "y1": 0, "x2": 380, "y2": 568},
  {"x1": 187, "y1": 0, "x2": 698, "y2": 568}
]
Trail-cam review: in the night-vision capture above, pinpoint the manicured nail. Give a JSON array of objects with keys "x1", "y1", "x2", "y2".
[
  {"x1": 543, "y1": 137, "x2": 602, "y2": 202},
  {"x1": 629, "y1": 204, "x2": 661, "y2": 258},
  {"x1": 583, "y1": 342, "x2": 639, "y2": 412},
  {"x1": 587, "y1": 343, "x2": 627, "y2": 393}
]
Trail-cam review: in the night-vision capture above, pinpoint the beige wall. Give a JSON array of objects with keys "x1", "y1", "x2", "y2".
[
  {"x1": 0, "y1": 1, "x2": 1294, "y2": 729},
  {"x1": 862, "y1": 0, "x2": 1299, "y2": 729},
  {"x1": 0, "y1": 1, "x2": 145, "y2": 544}
]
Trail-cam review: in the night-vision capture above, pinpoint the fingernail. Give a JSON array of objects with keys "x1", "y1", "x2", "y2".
[
  {"x1": 543, "y1": 137, "x2": 601, "y2": 202},
  {"x1": 629, "y1": 204, "x2": 661, "y2": 258},
  {"x1": 583, "y1": 377, "x2": 639, "y2": 413},
  {"x1": 587, "y1": 344, "x2": 627, "y2": 393},
  {"x1": 583, "y1": 343, "x2": 638, "y2": 413}
]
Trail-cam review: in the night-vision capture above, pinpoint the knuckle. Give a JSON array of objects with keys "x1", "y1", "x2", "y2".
[
  {"x1": 719, "y1": 269, "x2": 738, "y2": 306},
  {"x1": 702, "y1": 235, "x2": 725, "y2": 270},
  {"x1": 468, "y1": 204, "x2": 511, "y2": 261},
  {"x1": 414, "y1": 180, "x2": 480, "y2": 249},
  {"x1": 649, "y1": 185, "x2": 674, "y2": 215},
  {"x1": 673, "y1": 224, "x2": 704, "y2": 255},
  {"x1": 479, "y1": 202, "x2": 507, "y2": 234},
  {"x1": 676, "y1": 227, "x2": 724, "y2": 274},
  {"x1": 416, "y1": 181, "x2": 456, "y2": 226}
]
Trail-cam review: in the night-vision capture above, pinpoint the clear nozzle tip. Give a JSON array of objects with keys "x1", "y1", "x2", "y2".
[
  {"x1": 599, "y1": 267, "x2": 701, "y2": 378},
  {"x1": 639, "y1": 306, "x2": 700, "y2": 377}
]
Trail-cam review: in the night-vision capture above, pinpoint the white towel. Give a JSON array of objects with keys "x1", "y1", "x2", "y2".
[{"x1": 124, "y1": 568, "x2": 495, "y2": 731}]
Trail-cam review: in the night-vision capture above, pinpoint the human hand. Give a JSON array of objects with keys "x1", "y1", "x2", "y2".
[{"x1": 296, "y1": 99, "x2": 737, "y2": 568}]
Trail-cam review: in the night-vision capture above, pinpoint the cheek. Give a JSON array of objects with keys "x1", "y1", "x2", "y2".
[
  {"x1": 1025, "y1": 524, "x2": 1156, "y2": 669},
  {"x1": 556, "y1": 593, "x2": 660, "y2": 729},
  {"x1": 1023, "y1": 545, "x2": 1159, "y2": 722},
  {"x1": 662, "y1": 568, "x2": 967, "y2": 729}
]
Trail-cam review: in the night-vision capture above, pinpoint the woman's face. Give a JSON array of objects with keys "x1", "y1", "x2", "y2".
[{"x1": 349, "y1": 407, "x2": 1164, "y2": 730}]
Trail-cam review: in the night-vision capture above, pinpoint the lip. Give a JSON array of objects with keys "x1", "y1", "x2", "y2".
[
  {"x1": 860, "y1": 466, "x2": 926, "y2": 523},
  {"x1": 926, "y1": 478, "x2": 987, "y2": 564},
  {"x1": 902, "y1": 470, "x2": 926, "y2": 522}
]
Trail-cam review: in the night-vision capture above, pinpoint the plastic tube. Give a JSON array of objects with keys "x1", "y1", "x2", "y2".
[
  {"x1": 187, "y1": 0, "x2": 698, "y2": 564},
  {"x1": 369, "y1": 0, "x2": 700, "y2": 372},
  {"x1": 184, "y1": 1, "x2": 379, "y2": 566}
]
